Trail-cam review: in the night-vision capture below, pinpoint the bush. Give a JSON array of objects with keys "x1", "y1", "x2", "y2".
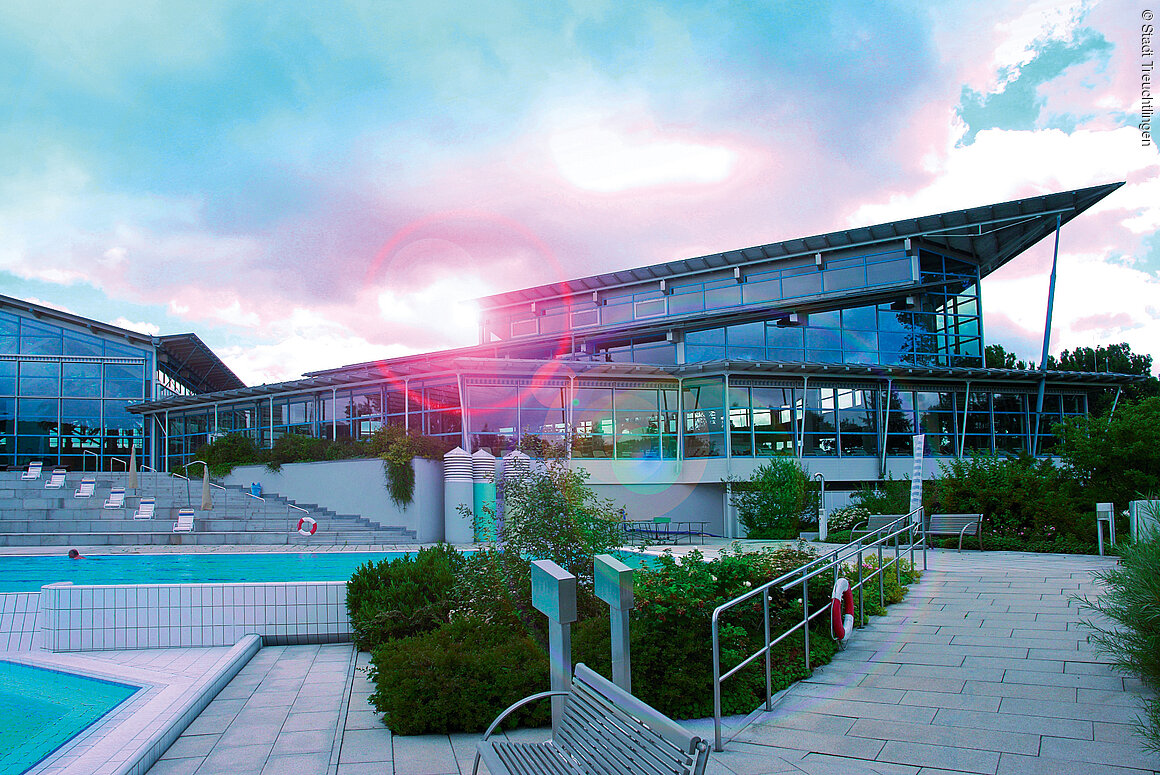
[
  {"x1": 368, "y1": 617, "x2": 550, "y2": 735},
  {"x1": 265, "y1": 433, "x2": 329, "y2": 472},
  {"x1": 826, "y1": 505, "x2": 869, "y2": 533},
  {"x1": 1077, "y1": 532, "x2": 1160, "y2": 753},
  {"x1": 626, "y1": 545, "x2": 839, "y2": 719},
  {"x1": 195, "y1": 433, "x2": 260, "y2": 477},
  {"x1": 935, "y1": 533, "x2": 1098, "y2": 555},
  {"x1": 849, "y1": 475, "x2": 911, "y2": 515},
  {"x1": 346, "y1": 545, "x2": 464, "y2": 651},
  {"x1": 727, "y1": 456, "x2": 811, "y2": 539},
  {"x1": 926, "y1": 453, "x2": 1088, "y2": 543}
]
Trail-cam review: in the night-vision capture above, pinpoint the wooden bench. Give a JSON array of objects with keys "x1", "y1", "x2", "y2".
[
  {"x1": 851, "y1": 513, "x2": 906, "y2": 538},
  {"x1": 473, "y1": 662, "x2": 711, "y2": 775},
  {"x1": 926, "y1": 513, "x2": 983, "y2": 552}
]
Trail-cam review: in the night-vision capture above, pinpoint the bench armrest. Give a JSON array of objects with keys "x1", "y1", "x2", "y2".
[{"x1": 472, "y1": 690, "x2": 570, "y2": 775}]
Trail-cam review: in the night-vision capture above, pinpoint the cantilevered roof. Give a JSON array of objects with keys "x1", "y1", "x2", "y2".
[
  {"x1": 476, "y1": 182, "x2": 1124, "y2": 308},
  {"x1": 156, "y1": 334, "x2": 245, "y2": 393}
]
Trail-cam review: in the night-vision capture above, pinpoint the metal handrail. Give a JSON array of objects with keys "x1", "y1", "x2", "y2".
[
  {"x1": 178, "y1": 460, "x2": 208, "y2": 506},
  {"x1": 110, "y1": 457, "x2": 128, "y2": 471},
  {"x1": 82, "y1": 450, "x2": 98, "y2": 471},
  {"x1": 710, "y1": 506, "x2": 926, "y2": 751}
]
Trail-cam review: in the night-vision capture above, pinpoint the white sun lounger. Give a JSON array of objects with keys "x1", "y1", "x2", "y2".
[
  {"x1": 173, "y1": 507, "x2": 195, "y2": 533},
  {"x1": 103, "y1": 486, "x2": 126, "y2": 509},
  {"x1": 132, "y1": 497, "x2": 156, "y2": 520},
  {"x1": 45, "y1": 468, "x2": 67, "y2": 489},
  {"x1": 21, "y1": 461, "x2": 43, "y2": 480},
  {"x1": 74, "y1": 477, "x2": 96, "y2": 498}
]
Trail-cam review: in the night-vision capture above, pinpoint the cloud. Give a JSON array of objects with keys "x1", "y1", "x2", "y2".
[{"x1": 109, "y1": 317, "x2": 161, "y2": 336}]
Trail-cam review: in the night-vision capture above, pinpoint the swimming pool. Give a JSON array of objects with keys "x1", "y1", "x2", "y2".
[
  {"x1": 0, "y1": 661, "x2": 138, "y2": 775},
  {"x1": 0, "y1": 552, "x2": 416, "y2": 593}
]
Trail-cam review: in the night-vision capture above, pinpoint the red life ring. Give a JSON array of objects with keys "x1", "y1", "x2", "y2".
[
  {"x1": 831, "y1": 577, "x2": 855, "y2": 647},
  {"x1": 297, "y1": 517, "x2": 317, "y2": 536}
]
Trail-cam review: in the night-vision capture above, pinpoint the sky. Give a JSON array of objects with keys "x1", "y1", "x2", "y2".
[{"x1": 1, "y1": 0, "x2": 1157, "y2": 386}]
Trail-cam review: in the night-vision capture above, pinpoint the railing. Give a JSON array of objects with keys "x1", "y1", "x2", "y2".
[
  {"x1": 109, "y1": 457, "x2": 127, "y2": 471},
  {"x1": 710, "y1": 506, "x2": 926, "y2": 751},
  {"x1": 82, "y1": 450, "x2": 98, "y2": 471}
]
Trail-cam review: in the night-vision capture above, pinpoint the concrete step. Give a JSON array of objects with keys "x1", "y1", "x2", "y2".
[{"x1": 0, "y1": 530, "x2": 415, "y2": 547}]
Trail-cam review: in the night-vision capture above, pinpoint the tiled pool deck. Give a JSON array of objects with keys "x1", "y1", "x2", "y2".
[
  {"x1": 135, "y1": 547, "x2": 1158, "y2": 775},
  {"x1": 6, "y1": 544, "x2": 1158, "y2": 774}
]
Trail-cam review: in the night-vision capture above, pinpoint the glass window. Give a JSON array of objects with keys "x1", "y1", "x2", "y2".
[
  {"x1": 781, "y1": 269, "x2": 822, "y2": 299},
  {"x1": 916, "y1": 391, "x2": 957, "y2": 455},
  {"x1": 750, "y1": 386, "x2": 796, "y2": 455},
  {"x1": 884, "y1": 388, "x2": 916, "y2": 454},
  {"x1": 520, "y1": 383, "x2": 567, "y2": 436},
  {"x1": 572, "y1": 387, "x2": 613, "y2": 458},
  {"x1": 62, "y1": 334, "x2": 104, "y2": 356},
  {"x1": 837, "y1": 388, "x2": 877, "y2": 456},
  {"x1": 467, "y1": 384, "x2": 518, "y2": 452},
  {"x1": 704, "y1": 285, "x2": 741, "y2": 310},
  {"x1": 801, "y1": 388, "x2": 836, "y2": 456},
  {"x1": 667, "y1": 287, "x2": 704, "y2": 315},
  {"x1": 726, "y1": 322, "x2": 764, "y2": 349}
]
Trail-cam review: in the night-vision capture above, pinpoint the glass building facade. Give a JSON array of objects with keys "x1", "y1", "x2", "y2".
[
  {"x1": 136, "y1": 184, "x2": 1135, "y2": 479},
  {"x1": 0, "y1": 297, "x2": 241, "y2": 471}
]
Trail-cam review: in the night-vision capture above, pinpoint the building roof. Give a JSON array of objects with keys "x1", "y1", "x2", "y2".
[
  {"x1": 0, "y1": 293, "x2": 158, "y2": 348},
  {"x1": 157, "y1": 334, "x2": 247, "y2": 393},
  {"x1": 475, "y1": 182, "x2": 1125, "y2": 308}
]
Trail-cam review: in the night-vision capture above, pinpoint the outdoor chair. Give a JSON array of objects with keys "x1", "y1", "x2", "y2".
[
  {"x1": 173, "y1": 507, "x2": 195, "y2": 533},
  {"x1": 21, "y1": 461, "x2": 43, "y2": 480},
  {"x1": 44, "y1": 468, "x2": 67, "y2": 489},
  {"x1": 103, "y1": 486, "x2": 126, "y2": 509},
  {"x1": 133, "y1": 497, "x2": 156, "y2": 520},
  {"x1": 74, "y1": 476, "x2": 96, "y2": 498}
]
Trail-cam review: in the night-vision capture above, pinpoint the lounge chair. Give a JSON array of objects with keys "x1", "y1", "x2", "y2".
[
  {"x1": 44, "y1": 468, "x2": 67, "y2": 489},
  {"x1": 103, "y1": 486, "x2": 126, "y2": 509},
  {"x1": 132, "y1": 497, "x2": 156, "y2": 520},
  {"x1": 21, "y1": 461, "x2": 43, "y2": 480},
  {"x1": 74, "y1": 477, "x2": 96, "y2": 498},
  {"x1": 173, "y1": 507, "x2": 195, "y2": 533}
]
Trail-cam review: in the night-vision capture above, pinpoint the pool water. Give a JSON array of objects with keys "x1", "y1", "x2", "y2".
[
  {"x1": 0, "y1": 551, "x2": 416, "y2": 592},
  {"x1": 0, "y1": 661, "x2": 138, "y2": 775}
]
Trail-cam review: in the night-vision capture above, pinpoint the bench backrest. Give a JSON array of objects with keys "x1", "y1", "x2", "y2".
[
  {"x1": 862, "y1": 514, "x2": 904, "y2": 532},
  {"x1": 558, "y1": 663, "x2": 709, "y2": 775},
  {"x1": 927, "y1": 513, "x2": 981, "y2": 534}
]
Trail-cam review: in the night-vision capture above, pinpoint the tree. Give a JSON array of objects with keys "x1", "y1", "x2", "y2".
[
  {"x1": 1055, "y1": 396, "x2": 1160, "y2": 509},
  {"x1": 984, "y1": 343, "x2": 1030, "y2": 370},
  {"x1": 1049, "y1": 343, "x2": 1159, "y2": 414}
]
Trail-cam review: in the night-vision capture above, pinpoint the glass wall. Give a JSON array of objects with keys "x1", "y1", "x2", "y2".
[
  {"x1": 0, "y1": 311, "x2": 149, "y2": 470},
  {"x1": 154, "y1": 375, "x2": 1089, "y2": 469}
]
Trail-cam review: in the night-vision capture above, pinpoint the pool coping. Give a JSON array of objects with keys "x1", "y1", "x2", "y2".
[{"x1": 11, "y1": 634, "x2": 261, "y2": 775}]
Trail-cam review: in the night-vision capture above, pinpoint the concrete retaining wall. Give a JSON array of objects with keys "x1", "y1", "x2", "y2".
[{"x1": 223, "y1": 458, "x2": 445, "y2": 543}]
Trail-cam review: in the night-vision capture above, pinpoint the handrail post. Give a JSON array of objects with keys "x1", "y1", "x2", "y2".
[
  {"x1": 763, "y1": 589, "x2": 771, "y2": 711},
  {"x1": 857, "y1": 546, "x2": 864, "y2": 627},
  {"x1": 878, "y1": 543, "x2": 884, "y2": 608},
  {"x1": 712, "y1": 612, "x2": 722, "y2": 751},
  {"x1": 895, "y1": 531, "x2": 901, "y2": 587},
  {"x1": 802, "y1": 576, "x2": 810, "y2": 673}
]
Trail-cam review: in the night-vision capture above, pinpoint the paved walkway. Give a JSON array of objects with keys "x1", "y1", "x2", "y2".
[{"x1": 147, "y1": 549, "x2": 1160, "y2": 775}]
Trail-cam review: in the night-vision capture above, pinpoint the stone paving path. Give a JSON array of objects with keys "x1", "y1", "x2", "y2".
[{"x1": 148, "y1": 549, "x2": 1160, "y2": 775}]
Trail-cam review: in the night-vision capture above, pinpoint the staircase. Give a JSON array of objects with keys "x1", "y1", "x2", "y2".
[{"x1": 0, "y1": 470, "x2": 418, "y2": 547}]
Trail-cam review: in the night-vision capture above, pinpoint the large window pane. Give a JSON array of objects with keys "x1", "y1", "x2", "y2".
[
  {"x1": 572, "y1": 387, "x2": 613, "y2": 458},
  {"x1": 837, "y1": 388, "x2": 877, "y2": 456},
  {"x1": 802, "y1": 388, "x2": 836, "y2": 456}
]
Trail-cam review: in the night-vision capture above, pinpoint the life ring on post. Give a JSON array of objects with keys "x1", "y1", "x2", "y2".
[
  {"x1": 297, "y1": 517, "x2": 317, "y2": 536},
  {"x1": 831, "y1": 577, "x2": 855, "y2": 648}
]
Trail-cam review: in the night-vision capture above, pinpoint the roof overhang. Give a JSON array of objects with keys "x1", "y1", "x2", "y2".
[
  {"x1": 157, "y1": 334, "x2": 246, "y2": 393},
  {"x1": 475, "y1": 182, "x2": 1124, "y2": 309}
]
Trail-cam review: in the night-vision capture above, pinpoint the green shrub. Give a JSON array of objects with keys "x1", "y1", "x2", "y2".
[
  {"x1": 935, "y1": 533, "x2": 1098, "y2": 555},
  {"x1": 927, "y1": 453, "x2": 1088, "y2": 542},
  {"x1": 727, "y1": 456, "x2": 811, "y2": 539},
  {"x1": 1077, "y1": 532, "x2": 1160, "y2": 753},
  {"x1": 368, "y1": 617, "x2": 550, "y2": 735},
  {"x1": 850, "y1": 475, "x2": 911, "y2": 515},
  {"x1": 346, "y1": 544, "x2": 464, "y2": 651},
  {"x1": 195, "y1": 433, "x2": 260, "y2": 477},
  {"x1": 265, "y1": 433, "x2": 329, "y2": 472}
]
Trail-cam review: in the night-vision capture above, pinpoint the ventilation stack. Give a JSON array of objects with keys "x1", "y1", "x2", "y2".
[
  {"x1": 443, "y1": 447, "x2": 473, "y2": 544},
  {"x1": 472, "y1": 449, "x2": 498, "y2": 542}
]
